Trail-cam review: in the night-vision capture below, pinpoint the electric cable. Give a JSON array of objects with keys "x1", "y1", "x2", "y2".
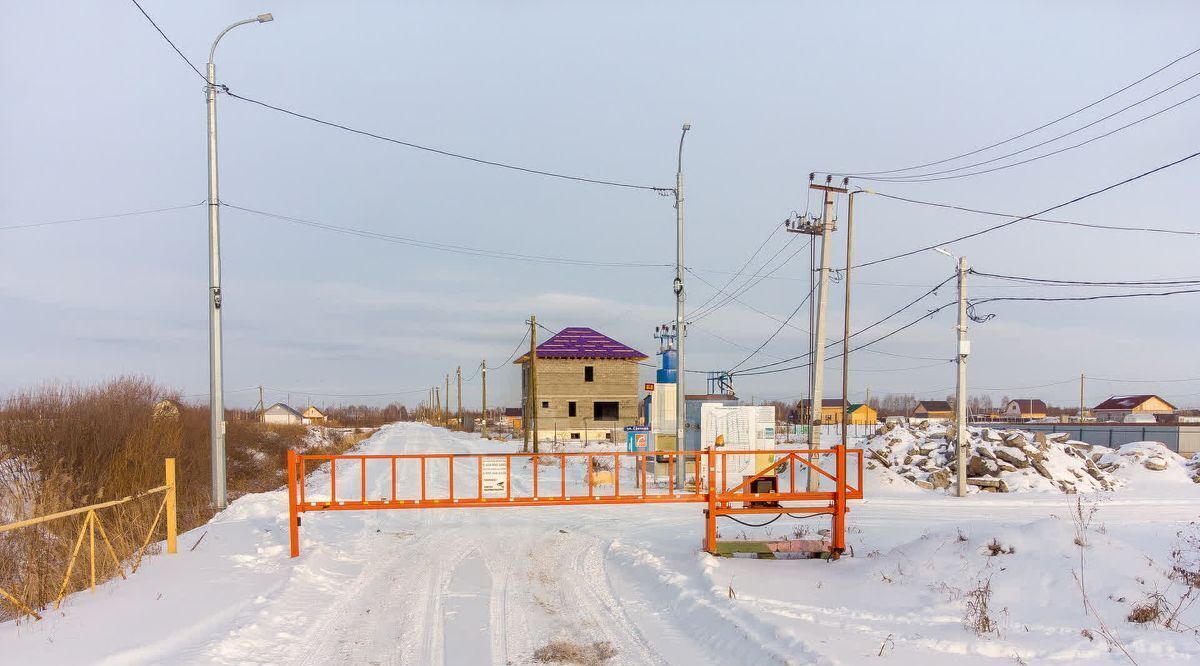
[
  {"x1": 224, "y1": 202, "x2": 671, "y2": 268},
  {"x1": 828, "y1": 45, "x2": 1200, "y2": 177},
  {"x1": 847, "y1": 78, "x2": 1200, "y2": 183},
  {"x1": 129, "y1": 0, "x2": 207, "y2": 81},
  {"x1": 850, "y1": 149, "x2": 1200, "y2": 270},
  {"x1": 224, "y1": 91, "x2": 671, "y2": 193},
  {"x1": 1, "y1": 201, "x2": 205, "y2": 232},
  {"x1": 868, "y1": 190, "x2": 1200, "y2": 237}
]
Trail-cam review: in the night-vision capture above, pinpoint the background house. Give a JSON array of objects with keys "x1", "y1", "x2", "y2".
[
  {"x1": 514, "y1": 326, "x2": 647, "y2": 442},
  {"x1": 798, "y1": 398, "x2": 878, "y2": 425},
  {"x1": 912, "y1": 400, "x2": 953, "y2": 423},
  {"x1": 500, "y1": 407, "x2": 523, "y2": 431},
  {"x1": 1093, "y1": 395, "x2": 1176, "y2": 422},
  {"x1": 263, "y1": 403, "x2": 303, "y2": 425},
  {"x1": 302, "y1": 406, "x2": 327, "y2": 424},
  {"x1": 1002, "y1": 399, "x2": 1047, "y2": 421}
]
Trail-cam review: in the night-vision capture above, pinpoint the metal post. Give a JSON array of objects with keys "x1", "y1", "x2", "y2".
[
  {"x1": 530, "y1": 314, "x2": 539, "y2": 454},
  {"x1": 674, "y1": 123, "x2": 691, "y2": 485},
  {"x1": 955, "y1": 255, "x2": 969, "y2": 497},
  {"x1": 205, "y1": 13, "x2": 273, "y2": 509},
  {"x1": 840, "y1": 185, "x2": 856, "y2": 449},
  {"x1": 206, "y1": 59, "x2": 227, "y2": 509},
  {"x1": 1079, "y1": 373, "x2": 1085, "y2": 423}
]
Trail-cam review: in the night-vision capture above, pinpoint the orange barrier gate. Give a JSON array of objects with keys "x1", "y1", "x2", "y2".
[{"x1": 286, "y1": 446, "x2": 863, "y2": 559}]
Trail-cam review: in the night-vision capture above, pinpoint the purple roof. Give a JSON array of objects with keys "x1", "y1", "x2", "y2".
[{"x1": 514, "y1": 327, "x2": 648, "y2": 363}]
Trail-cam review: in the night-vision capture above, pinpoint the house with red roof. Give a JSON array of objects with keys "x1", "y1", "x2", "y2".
[
  {"x1": 514, "y1": 327, "x2": 648, "y2": 442},
  {"x1": 1092, "y1": 394, "x2": 1175, "y2": 422}
]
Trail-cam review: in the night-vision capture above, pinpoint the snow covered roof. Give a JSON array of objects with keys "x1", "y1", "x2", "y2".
[
  {"x1": 514, "y1": 327, "x2": 647, "y2": 363},
  {"x1": 1094, "y1": 394, "x2": 1175, "y2": 411}
]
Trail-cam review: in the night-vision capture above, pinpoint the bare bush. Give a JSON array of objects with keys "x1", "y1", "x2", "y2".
[
  {"x1": 964, "y1": 577, "x2": 998, "y2": 636},
  {"x1": 532, "y1": 639, "x2": 616, "y2": 665},
  {"x1": 984, "y1": 538, "x2": 1016, "y2": 556}
]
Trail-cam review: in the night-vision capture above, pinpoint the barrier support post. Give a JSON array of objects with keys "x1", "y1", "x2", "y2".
[
  {"x1": 165, "y1": 457, "x2": 177, "y2": 555},
  {"x1": 287, "y1": 450, "x2": 300, "y2": 558},
  {"x1": 832, "y1": 443, "x2": 846, "y2": 556},
  {"x1": 705, "y1": 447, "x2": 717, "y2": 554}
]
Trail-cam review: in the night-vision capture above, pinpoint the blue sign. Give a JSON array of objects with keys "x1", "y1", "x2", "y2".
[{"x1": 623, "y1": 425, "x2": 651, "y2": 432}]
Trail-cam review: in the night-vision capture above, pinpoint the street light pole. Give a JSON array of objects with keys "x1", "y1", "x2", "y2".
[
  {"x1": 206, "y1": 13, "x2": 273, "y2": 509},
  {"x1": 674, "y1": 123, "x2": 691, "y2": 484}
]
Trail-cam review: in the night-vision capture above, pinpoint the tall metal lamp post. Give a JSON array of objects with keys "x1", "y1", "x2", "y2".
[
  {"x1": 673, "y1": 123, "x2": 690, "y2": 485},
  {"x1": 206, "y1": 13, "x2": 273, "y2": 509}
]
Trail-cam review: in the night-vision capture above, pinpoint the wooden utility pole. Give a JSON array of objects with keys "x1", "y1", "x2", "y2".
[
  {"x1": 529, "y1": 315, "x2": 539, "y2": 454},
  {"x1": 481, "y1": 360, "x2": 488, "y2": 439},
  {"x1": 435, "y1": 386, "x2": 441, "y2": 425},
  {"x1": 256, "y1": 385, "x2": 265, "y2": 422},
  {"x1": 445, "y1": 374, "x2": 451, "y2": 428},
  {"x1": 456, "y1": 366, "x2": 463, "y2": 431}
]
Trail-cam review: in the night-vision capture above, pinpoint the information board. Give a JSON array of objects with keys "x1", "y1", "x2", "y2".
[{"x1": 481, "y1": 457, "x2": 508, "y2": 497}]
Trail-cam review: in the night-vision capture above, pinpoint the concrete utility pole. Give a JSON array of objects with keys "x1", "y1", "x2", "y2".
[
  {"x1": 1079, "y1": 374, "x2": 1086, "y2": 422},
  {"x1": 935, "y1": 248, "x2": 971, "y2": 497},
  {"x1": 481, "y1": 360, "x2": 488, "y2": 439},
  {"x1": 529, "y1": 315, "x2": 539, "y2": 454},
  {"x1": 435, "y1": 387, "x2": 441, "y2": 425},
  {"x1": 674, "y1": 123, "x2": 691, "y2": 482},
  {"x1": 206, "y1": 12, "x2": 273, "y2": 509},
  {"x1": 807, "y1": 178, "x2": 845, "y2": 491},
  {"x1": 839, "y1": 183, "x2": 859, "y2": 452},
  {"x1": 456, "y1": 366, "x2": 462, "y2": 431}
]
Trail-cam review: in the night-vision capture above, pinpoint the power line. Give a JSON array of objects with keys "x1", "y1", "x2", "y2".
[
  {"x1": 223, "y1": 91, "x2": 671, "y2": 193},
  {"x1": 851, "y1": 149, "x2": 1200, "y2": 270},
  {"x1": 224, "y1": 202, "x2": 672, "y2": 268},
  {"x1": 868, "y1": 190, "x2": 1200, "y2": 237},
  {"x1": 262, "y1": 386, "x2": 429, "y2": 398},
  {"x1": 967, "y1": 287, "x2": 1200, "y2": 322},
  {"x1": 128, "y1": 0, "x2": 207, "y2": 81},
  {"x1": 685, "y1": 222, "x2": 785, "y2": 317},
  {"x1": 845, "y1": 75, "x2": 1200, "y2": 183},
  {"x1": 829, "y1": 45, "x2": 1200, "y2": 177},
  {"x1": 687, "y1": 236, "x2": 811, "y2": 323},
  {"x1": 1087, "y1": 375, "x2": 1200, "y2": 384},
  {"x1": 727, "y1": 278, "x2": 820, "y2": 372},
  {"x1": 970, "y1": 269, "x2": 1200, "y2": 287},
  {"x1": 0, "y1": 201, "x2": 205, "y2": 232}
]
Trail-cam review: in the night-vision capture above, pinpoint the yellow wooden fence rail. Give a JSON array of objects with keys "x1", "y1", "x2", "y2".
[{"x1": 0, "y1": 458, "x2": 177, "y2": 621}]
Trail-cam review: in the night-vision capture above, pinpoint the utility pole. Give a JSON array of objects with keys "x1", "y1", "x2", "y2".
[
  {"x1": 529, "y1": 315, "x2": 539, "y2": 454},
  {"x1": 673, "y1": 123, "x2": 691, "y2": 485},
  {"x1": 840, "y1": 183, "x2": 858, "y2": 452},
  {"x1": 435, "y1": 386, "x2": 442, "y2": 425},
  {"x1": 205, "y1": 13, "x2": 274, "y2": 510},
  {"x1": 481, "y1": 360, "x2": 488, "y2": 439},
  {"x1": 954, "y1": 255, "x2": 970, "y2": 497},
  {"x1": 1079, "y1": 373, "x2": 1085, "y2": 423},
  {"x1": 805, "y1": 177, "x2": 846, "y2": 490},
  {"x1": 456, "y1": 366, "x2": 462, "y2": 431},
  {"x1": 256, "y1": 385, "x2": 265, "y2": 423},
  {"x1": 445, "y1": 374, "x2": 451, "y2": 428}
]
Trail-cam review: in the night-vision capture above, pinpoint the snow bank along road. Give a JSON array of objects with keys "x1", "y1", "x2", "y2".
[{"x1": 3, "y1": 422, "x2": 1198, "y2": 664}]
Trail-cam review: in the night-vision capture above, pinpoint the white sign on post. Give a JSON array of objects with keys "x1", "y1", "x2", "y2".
[
  {"x1": 481, "y1": 457, "x2": 508, "y2": 497},
  {"x1": 701, "y1": 404, "x2": 777, "y2": 483}
]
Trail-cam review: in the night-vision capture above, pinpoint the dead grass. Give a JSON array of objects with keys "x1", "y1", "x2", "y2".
[{"x1": 532, "y1": 639, "x2": 617, "y2": 665}]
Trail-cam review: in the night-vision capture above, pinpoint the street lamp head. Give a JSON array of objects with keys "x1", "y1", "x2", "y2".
[
  {"x1": 257, "y1": 13, "x2": 274, "y2": 22},
  {"x1": 682, "y1": 122, "x2": 692, "y2": 131},
  {"x1": 932, "y1": 246, "x2": 954, "y2": 259}
]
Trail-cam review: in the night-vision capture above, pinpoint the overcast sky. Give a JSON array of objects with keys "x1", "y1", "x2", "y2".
[{"x1": 3, "y1": 1, "x2": 1199, "y2": 411}]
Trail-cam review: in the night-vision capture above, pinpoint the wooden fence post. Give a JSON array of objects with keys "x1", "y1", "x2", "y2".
[{"x1": 165, "y1": 458, "x2": 177, "y2": 555}]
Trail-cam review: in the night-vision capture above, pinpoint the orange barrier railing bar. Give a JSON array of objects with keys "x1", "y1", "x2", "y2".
[{"x1": 286, "y1": 448, "x2": 863, "y2": 558}]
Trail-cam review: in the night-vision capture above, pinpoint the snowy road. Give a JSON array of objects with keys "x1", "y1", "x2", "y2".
[{"x1": 4, "y1": 422, "x2": 1198, "y2": 664}]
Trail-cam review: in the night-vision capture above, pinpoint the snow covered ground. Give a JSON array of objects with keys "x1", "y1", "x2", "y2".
[{"x1": 3, "y1": 422, "x2": 1198, "y2": 665}]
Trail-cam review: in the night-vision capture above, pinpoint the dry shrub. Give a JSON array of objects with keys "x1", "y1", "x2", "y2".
[
  {"x1": 964, "y1": 577, "x2": 998, "y2": 636},
  {"x1": 532, "y1": 639, "x2": 616, "y2": 665},
  {"x1": 1127, "y1": 594, "x2": 1165, "y2": 624},
  {"x1": 0, "y1": 377, "x2": 378, "y2": 621}
]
